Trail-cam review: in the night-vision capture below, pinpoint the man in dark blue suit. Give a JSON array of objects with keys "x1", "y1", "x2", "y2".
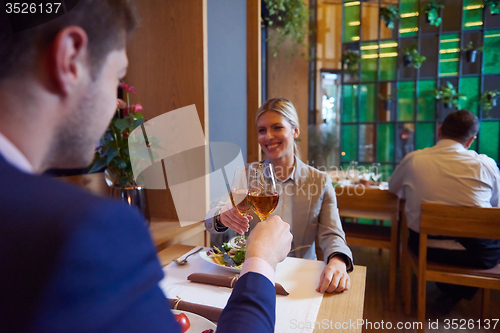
[{"x1": 0, "y1": 1, "x2": 292, "y2": 332}]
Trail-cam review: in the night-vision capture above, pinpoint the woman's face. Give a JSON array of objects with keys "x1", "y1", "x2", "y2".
[{"x1": 257, "y1": 111, "x2": 299, "y2": 164}]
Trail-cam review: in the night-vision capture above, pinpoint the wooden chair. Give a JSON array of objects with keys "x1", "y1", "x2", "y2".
[
  {"x1": 335, "y1": 186, "x2": 400, "y2": 309},
  {"x1": 402, "y1": 203, "x2": 500, "y2": 332}
]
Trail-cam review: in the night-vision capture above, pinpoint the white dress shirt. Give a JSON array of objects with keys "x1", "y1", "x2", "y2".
[
  {"x1": 0, "y1": 131, "x2": 33, "y2": 174},
  {"x1": 389, "y1": 139, "x2": 500, "y2": 235}
]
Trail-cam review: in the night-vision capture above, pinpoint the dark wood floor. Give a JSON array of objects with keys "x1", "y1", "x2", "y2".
[{"x1": 352, "y1": 246, "x2": 500, "y2": 333}]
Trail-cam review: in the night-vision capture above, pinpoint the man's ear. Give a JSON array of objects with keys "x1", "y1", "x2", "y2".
[
  {"x1": 437, "y1": 124, "x2": 442, "y2": 139},
  {"x1": 464, "y1": 136, "x2": 476, "y2": 149},
  {"x1": 48, "y1": 26, "x2": 89, "y2": 95}
]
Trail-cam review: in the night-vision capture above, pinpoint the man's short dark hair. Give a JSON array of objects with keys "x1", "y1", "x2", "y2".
[
  {"x1": 0, "y1": 0, "x2": 138, "y2": 80},
  {"x1": 441, "y1": 110, "x2": 480, "y2": 144}
]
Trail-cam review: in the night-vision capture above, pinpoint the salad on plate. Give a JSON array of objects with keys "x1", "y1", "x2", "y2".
[{"x1": 206, "y1": 242, "x2": 246, "y2": 269}]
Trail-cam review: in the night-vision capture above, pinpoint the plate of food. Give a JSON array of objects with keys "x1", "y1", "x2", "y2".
[
  {"x1": 200, "y1": 243, "x2": 246, "y2": 273},
  {"x1": 172, "y1": 309, "x2": 216, "y2": 333}
]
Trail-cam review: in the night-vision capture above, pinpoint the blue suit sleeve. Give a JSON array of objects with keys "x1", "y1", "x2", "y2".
[{"x1": 216, "y1": 272, "x2": 276, "y2": 333}]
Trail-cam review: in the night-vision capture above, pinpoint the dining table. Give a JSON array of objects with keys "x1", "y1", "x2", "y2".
[{"x1": 157, "y1": 244, "x2": 367, "y2": 333}]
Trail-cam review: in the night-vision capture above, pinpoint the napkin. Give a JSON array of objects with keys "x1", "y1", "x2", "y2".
[
  {"x1": 168, "y1": 298, "x2": 222, "y2": 322},
  {"x1": 187, "y1": 273, "x2": 289, "y2": 296}
]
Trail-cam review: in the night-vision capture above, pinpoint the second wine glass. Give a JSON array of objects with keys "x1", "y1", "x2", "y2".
[
  {"x1": 247, "y1": 162, "x2": 279, "y2": 221},
  {"x1": 228, "y1": 164, "x2": 252, "y2": 248}
]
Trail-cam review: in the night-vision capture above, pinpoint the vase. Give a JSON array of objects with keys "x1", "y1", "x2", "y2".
[{"x1": 110, "y1": 185, "x2": 151, "y2": 227}]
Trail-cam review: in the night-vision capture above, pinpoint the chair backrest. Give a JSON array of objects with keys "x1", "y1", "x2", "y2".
[
  {"x1": 335, "y1": 186, "x2": 399, "y2": 221},
  {"x1": 421, "y1": 202, "x2": 500, "y2": 240}
]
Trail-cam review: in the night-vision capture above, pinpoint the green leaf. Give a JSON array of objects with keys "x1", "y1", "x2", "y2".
[
  {"x1": 88, "y1": 156, "x2": 107, "y2": 173},
  {"x1": 106, "y1": 149, "x2": 119, "y2": 164},
  {"x1": 114, "y1": 118, "x2": 132, "y2": 131}
]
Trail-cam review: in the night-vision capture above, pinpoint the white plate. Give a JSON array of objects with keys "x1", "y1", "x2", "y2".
[
  {"x1": 199, "y1": 251, "x2": 241, "y2": 273},
  {"x1": 171, "y1": 309, "x2": 216, "y2": 332}
]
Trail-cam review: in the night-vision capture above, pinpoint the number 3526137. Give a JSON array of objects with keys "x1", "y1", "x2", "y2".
[{"x1": 6, "y1": 2, "x2": 62, "y2": 14}]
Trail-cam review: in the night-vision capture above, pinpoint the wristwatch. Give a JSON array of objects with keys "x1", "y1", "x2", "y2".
[{"x1": 213, "y1": 209, "x2": 228, "y2": 232}]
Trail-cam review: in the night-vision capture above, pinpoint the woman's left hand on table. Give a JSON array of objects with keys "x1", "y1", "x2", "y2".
[{"x1": 316, "y1": 256, "x2": 350, "y2": 293}]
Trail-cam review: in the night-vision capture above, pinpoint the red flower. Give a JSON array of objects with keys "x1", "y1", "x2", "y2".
[
  {"x1": 116, "y1": 98, "x2": 127, "y2": 109},
  {"x1": 133, "y1": 104, "x2": 143, "y2": 113},
  {"x1": 119, "y1": 82, "x2": 136, "y2": 93}
]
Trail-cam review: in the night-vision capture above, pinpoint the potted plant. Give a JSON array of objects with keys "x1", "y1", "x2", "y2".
[
  {"x1": 485, "y1": 0, "x2": 500, "y2": 15},
  {"x1": 480, "y1": 90, "x2": 500, "y2": 111},
  {"x1": 402, "y1": 45, "x2": 426, "y2": 69},
  {"x1": 380, "y1": 5, "x2": 399, "y2": 29},
  {"x1": 89, "y1": 82, "x2": 151, "y2": 224},
  {"x1": 434, "y1": 81, "x2": 466, "y2": 109},
  {"x1": 341, "y1": 50, "x2": 360, "y2": 75},
  {"x1": 461, "y1": 41, "x2": 483, "y2": 63},
  {"x1": 424, "y1": 0, "x2": 444, "y2": 27},
  {"x1": 262, "y1": 0, "x2": 309, "y2": 57}
]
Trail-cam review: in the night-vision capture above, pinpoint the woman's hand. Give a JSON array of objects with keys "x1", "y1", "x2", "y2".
[
  {"x1": 219, "y1": 202, "x2": 252, "y2": 235},
  {"x1": 316, "y1": 256, "x2": 350, "y2": 293}
]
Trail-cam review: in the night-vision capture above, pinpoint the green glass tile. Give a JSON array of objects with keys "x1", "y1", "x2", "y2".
[
  {"x1": 343, "y1": 2, "x2": 360, "y2": 42},
  {"x1": 399, "y1": 0, "x2": 419, "y2": 37},
  {"x1": 459, "y1": 77, "x2": 480, "y2": 114},
  {"x1": 342, "y1": 85, "x2": 358, "y2": 122},
  {"x1": 416, "y1": 123, "x2": 435, "y2": 149},
  {"x1": 484, "y1": 30, "x2": 500, "y2": 75},
  {"x1": 463, "y1": 0, "x2": 484, "y2": 31},
  {"x1": 341, "y1": 124, "x2": 357, "y2": 162},
  {"x1": 377, "y1": 124, "x2": 394, "y2": 162},
  {"x1": 360, "y1": 41, "x2": 378, "y2": 82},
  {"x1": 379, "y1": 164, "x2": 394, "y2": 182},
  {"x1": 379, "y1": 41, "x2": 398, "y2": 81},
  {"x1": 398, "y1": 81, "x2": 415, "y2": 121},
  {"x1": 360, "y1": 84, "x2": 376, "y2": 122},
  {"x1": 417, "y1": 80, "x2": 436, "y2": 121},
  {"x1": 439, "y1": 34, "x2": 460, "y2": 77},
  {"x1": 479, "y1": 121, "x2": 499, "y2": 161}
]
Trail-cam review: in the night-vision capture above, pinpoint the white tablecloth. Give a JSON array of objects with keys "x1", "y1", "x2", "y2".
[{"x1": 159, "y1": 247, "x2": 325, "y2": 333}]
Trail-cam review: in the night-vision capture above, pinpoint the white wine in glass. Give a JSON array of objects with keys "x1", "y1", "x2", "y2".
[
  {"x1": 228, "y1": 164, "x2": 251, "y2": 248},
  {"x1": 248, "y1": 162, "x2": 279, "y2": 221}
]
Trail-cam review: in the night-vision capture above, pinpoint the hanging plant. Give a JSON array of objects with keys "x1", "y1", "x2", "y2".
[
  {"x1": 379, "y1": 5, "x2": 399, "y2": 29},
  {"x1": 262, "y1": 0, "x2": 309, "y2": 57},
  {"x1": 461, "y1": 41, "x2": 484, "y2": 63},
  {"x1": 424, "y1": 1, "x2": 444, "y2": 27},
  {"x1": 434, "y1": 82, "x2": 466, "y2": 109},
  {"x1": 341, "y1": 50, "x2": 360, "y2": 75},
  {"x1": 402, "y1": 45, "x2": 426, "y2": 69},
  {"x1": 485, "y1": 0, "x2": 500, "y2": 15},
  {"x1": 480, "y1": 90, "x2": 500, "y2": 112}
]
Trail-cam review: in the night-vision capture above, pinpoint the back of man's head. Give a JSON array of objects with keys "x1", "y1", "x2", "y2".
[
  {"x1": 440, "y1": 110, "x2": 479, "y2": 145},
  {"x1": 0, "y1": 0, "x2": 138, "y2": 81}
]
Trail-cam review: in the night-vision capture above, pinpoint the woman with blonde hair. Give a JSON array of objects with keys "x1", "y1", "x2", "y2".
[{"x1": 206, "y1": 98, "x2": 353, "y2": 293}]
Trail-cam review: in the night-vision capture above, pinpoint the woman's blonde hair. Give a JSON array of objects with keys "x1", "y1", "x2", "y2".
[{"x1": 256, "y1": 98, "x2": 300, "y2": 158}]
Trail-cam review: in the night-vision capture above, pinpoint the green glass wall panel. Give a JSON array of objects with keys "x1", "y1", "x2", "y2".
[
  {"x1": 439, "y1": 34, "x2": 460, "y2": 77},
  {"x1": 459, "y1": 77, "x2": 480, "y2": 114},
  {"x1": 398, "y1": 81, "x2": 415, "y2": 121},
  {"x1": 360, "y1": 84, "x2": 376, "y2": 122},
  {"x1": 463, "y1": 0, "x2": 484, "y2": 31},
  {"x1": 360, "y1": 41, "x2": 378, "y2": 82},
  {"x1": 342, "y1": 125, "x2": 357, "y2": 162},
  {"x1": 479, "y1": 122, "x2": 499, "y2": 161},
  {"x1": 484, "y1": 30, "x2": 500, "y2": 75},
  {"x1": 399, "y1": 0, "x2": 419, "y2": 37},
  {"x1": 343, "y1": 2, "x2": 360, "y2": 42},
  {"x1": 342, "y1": 85, "x2": 358, "y2": 122},
  {"x1": 379, "y1": 41, "x2": 398, "y2": 81},
  {"x1": 379, "y1": 164, "x2": 394, "y2": 182},
  {"x1": 417, "y1": 80, "x2": 436, "y2": 121},
  {"x1": 416, "y1": 123, "x2": 435, "y2": 150},
  {"x1": 377, "y1": 124, "x2": 394, "y2": 162}
]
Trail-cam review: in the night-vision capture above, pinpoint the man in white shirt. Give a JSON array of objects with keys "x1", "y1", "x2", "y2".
[{"x1": 389, "y1": 110, "x2": 500, "y2": 270}]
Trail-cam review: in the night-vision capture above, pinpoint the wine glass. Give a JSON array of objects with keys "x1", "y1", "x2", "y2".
[
  {"x1": 247, "y1": 163, "x2": 279, "y2": 222},
  {"x1": 370, "y1": 162, "x2": 382, "y2": 182},
  {"x1": 228, "y1": 164, "x2": 252, "y2": 248}
]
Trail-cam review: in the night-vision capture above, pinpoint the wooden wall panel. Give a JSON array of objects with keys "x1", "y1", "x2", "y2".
[
  {"x1": 266, "y1": 0, "x2": 309, "y2": 161},
  {"x1": 247, "y1": 0, "x2": 262, "y2": 163},
  {"x1": 125, "y1": 0, "x2": 208, "y2": 220}
]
